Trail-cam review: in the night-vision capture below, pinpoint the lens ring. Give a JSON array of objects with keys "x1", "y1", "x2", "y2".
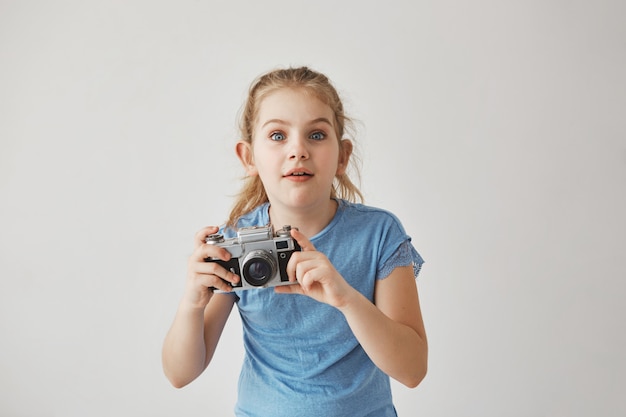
[{"x1": 242, "y1": 250, "x2": 277, "y2": 286}]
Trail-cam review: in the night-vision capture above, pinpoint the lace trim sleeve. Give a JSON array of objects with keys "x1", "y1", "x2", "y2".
[{"x1": 377, "y1": 240, "x2": 424, "y2": 280}]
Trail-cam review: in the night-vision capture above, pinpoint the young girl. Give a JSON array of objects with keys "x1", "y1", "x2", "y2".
[{"x1": 162, "y1": 67, "x2": 427, "y2": 416}]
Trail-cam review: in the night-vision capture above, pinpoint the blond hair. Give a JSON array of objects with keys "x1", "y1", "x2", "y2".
[{"x1": 226, "y1": 66, "x2": 363, "y2": 228}]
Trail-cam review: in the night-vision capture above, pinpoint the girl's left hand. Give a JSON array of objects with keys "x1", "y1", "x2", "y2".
[{"x1": 274, "y1": 229, "x2": 355, "y2": 308}]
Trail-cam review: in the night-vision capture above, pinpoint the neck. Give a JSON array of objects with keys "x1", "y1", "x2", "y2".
[{"x1": 268, "y1": 199, "x2": 338, "y2": 238}]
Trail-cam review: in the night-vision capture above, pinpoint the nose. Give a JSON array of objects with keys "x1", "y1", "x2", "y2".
[{"x1": 288, "y1": 135, "x2": 309, "y2": 160}]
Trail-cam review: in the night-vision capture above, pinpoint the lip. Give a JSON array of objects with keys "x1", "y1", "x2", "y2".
[
  {"x1": 283, "y1": 168, "x2": 314, "y2": 177},
  {"x1": 283, "y1": 168, "x2": 313, "y2": 182}
]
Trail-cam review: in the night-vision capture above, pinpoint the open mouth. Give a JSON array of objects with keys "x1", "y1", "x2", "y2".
[{"x1": 284, "y1": 169, "x2": 313, "y2": 177}]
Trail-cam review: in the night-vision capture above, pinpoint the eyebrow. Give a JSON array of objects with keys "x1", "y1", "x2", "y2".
[{"x1": 261, "y1": 117, "x2": 334, "y2": 129}]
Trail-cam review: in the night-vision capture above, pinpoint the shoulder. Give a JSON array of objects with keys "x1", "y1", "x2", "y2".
[
  {"x1": 334, "y1": 200, "x2": 424, "y2": 279},
  {"x1": 337, "y1": 200, "x2": 406, "y2": 231},
  {"x1": 237, "y1": 203, "x2": 270, "y2": 226},
  {"x1": 330, "y1": 200, "x2": 411, "y2": 253},
  {"x1": 221, "y1": 203, "x2": 270, "y2": 237}
]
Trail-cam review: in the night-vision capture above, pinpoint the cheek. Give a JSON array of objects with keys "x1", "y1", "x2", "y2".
[
  {"x1": 249, "y1": 146, "x2": 275, "y2": 175},
  {"x1": 326, "y1": 156, "x2": 342, "y2": 177},
  {"x1": 331, "y1": 148, "x2": 342, "y2": 169}
]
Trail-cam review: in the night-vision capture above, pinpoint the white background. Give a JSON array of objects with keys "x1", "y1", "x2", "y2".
[{"x1": 1, "y1": 1, "x2": 625, "y2": 416}]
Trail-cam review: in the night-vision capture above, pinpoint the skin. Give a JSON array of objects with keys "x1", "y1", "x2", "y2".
[
  {"x1": 162, "y1": 87, "x2": 427, "y2": 389},
  {"x1": 237, "y1": 87, "x2": 352, "y2": 237}
]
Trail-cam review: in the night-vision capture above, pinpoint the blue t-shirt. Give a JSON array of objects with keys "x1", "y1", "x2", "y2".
[{"x1": 222, "y1": 199, "x2": 424, "y2": 417}]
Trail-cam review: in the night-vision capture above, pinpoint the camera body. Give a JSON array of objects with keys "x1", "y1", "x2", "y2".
[{"x1": 205, "y1": 225, "x2": 301, "y2": 292}]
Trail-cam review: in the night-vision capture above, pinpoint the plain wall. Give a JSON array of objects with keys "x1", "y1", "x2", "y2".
[{"x1": 1, "y1": 1, "x2": 625, "y2": 416}]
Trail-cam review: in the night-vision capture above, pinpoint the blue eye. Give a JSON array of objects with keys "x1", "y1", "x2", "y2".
[
  {"x1": 270, "y1": 132, "x2": 285, "y2": 141},
  {"x1": 309, "y1": 131, "x2": 326, "y2": 141}
]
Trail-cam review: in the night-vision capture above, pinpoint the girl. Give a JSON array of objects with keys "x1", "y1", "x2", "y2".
[{"x1": 162, "y1": 67, "x2": 427, "y2": 416}]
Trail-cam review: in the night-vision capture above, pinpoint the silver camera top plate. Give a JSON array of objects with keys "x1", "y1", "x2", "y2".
[{"x1": 237, "y1": 225, "x2": 273, "y2": 243}]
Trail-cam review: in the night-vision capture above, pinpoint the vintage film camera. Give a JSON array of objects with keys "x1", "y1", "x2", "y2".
[{"x1": 204, "y1": 225, "x2": 301, "y2": 292}]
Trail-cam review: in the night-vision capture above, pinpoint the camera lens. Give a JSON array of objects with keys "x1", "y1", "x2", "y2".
[
  {"x1": 246, "y1": 260, "x2": 272, "y2": 283},
  {"x1": 242, "y1": 250, "x2": 277, "y2": 286}
]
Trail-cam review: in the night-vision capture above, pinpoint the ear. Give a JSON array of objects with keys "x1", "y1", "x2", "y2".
[
  {"x1": 336, "y1": 139, "x2": 353, "y2": 175},
  {"x1": 236, "y1": 141, "x2": 258, "y2": 176}
]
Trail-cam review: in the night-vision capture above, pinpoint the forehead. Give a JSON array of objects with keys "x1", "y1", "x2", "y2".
[{"x1": 255, "y1": 88, "x2": 334, "y2": 124}]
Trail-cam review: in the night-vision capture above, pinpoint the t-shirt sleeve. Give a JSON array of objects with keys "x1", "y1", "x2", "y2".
[
  {"x1": 377, "y1": 239, "x2": 424, "y2": 280},
  {"x1": 374, "y1": 211, "x2": 424, "y2": 280}
]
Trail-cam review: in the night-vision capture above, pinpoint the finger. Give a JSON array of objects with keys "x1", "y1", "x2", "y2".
[
  {"x1": 294, "y1": 259, "x2": 322, "y2": 291},
  {"x1": 188, "y1": 244, "x2": 240, "y2": 287},
  {"x1": 194, "y1": 226, "x2": 220, "y2": 248},
  {"x1": 286, "y1": 251, "x2": 308, "y2": 282},
  {"x1": 286, "y1": 251, "x2": 317, "y2": 283},
  {"x1": 189, "y1": 271, "x2": 232, "y2": 293},
  {"x1": 287, "y1": 256, "x2": 317, "y2": 289},
  {"x1": 193, "y1": 261, "x2": 240, "y2": 285},
  {"x1": 291, "y1": 229, "x2": 316, "y2": 252},
  {"x1": 188, "y1": 265, "x2": 240, "y2": 293},
  {"x1": 274, "y1": 283, "x2": 304, "y2": 295},
  {"x1": 193, "y1": 242, "x2": 232, "y2": 263},
  {"x1": 210, "y1": 274, "x2": 239, "y2": 293}
]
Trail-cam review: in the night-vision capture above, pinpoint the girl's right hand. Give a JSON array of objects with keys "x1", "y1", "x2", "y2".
[{"x1": 182, "y1": 226, "x2": 240, "y2": 309}]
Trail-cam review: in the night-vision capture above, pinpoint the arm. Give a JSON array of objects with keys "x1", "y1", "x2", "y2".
[
  {"x1": 338, "y1": 265, "x2": 427, "y2": 388},
  {"x1": 276, "y1": 229, "x2": 427, "y2": 387},
  {"x1": 162, "y1": 226, "x2": 241, "y2": 388},
  {"x1": 162, "y1": 293, "x2": 235, "y2": 388}
]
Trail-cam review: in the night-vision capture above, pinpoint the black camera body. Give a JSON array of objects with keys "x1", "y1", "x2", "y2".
[{"x1": 205, "y1": 225, "x2": 301, "y2": 292}]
